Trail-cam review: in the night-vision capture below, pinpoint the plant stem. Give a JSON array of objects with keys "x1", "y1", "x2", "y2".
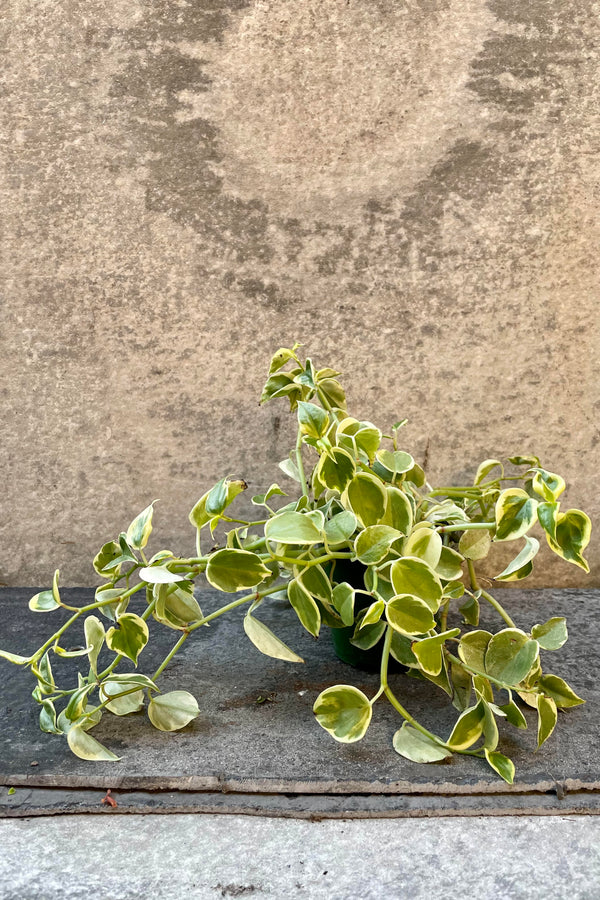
[
  {"x1": 316, "y1": 387, "x2": 333, "y2": 412},
  {"x1": 31, "y1": 585, "x2": 146, "y2": 663},
  {"x1": 152, "y1": 583, "x2": 286, "y2": 680},
  {"x1": 380, "y1": 626, "x2": 447, "y2": 747},
  {"x1": 436, "y1": 522, "x2": 495, "y2": 533},
  {"x1": 269, "y1": 551, "x2": 354, "y2": 568},
  {"x1": 466, "y1": 559, "x2": 515, "y2": 627},
  {"x1": 444, "y1": 650, "x2": 513, "y2": 691},
  {"x1": 295, "y1": 429, "x2": 309, "y2": 498},
  {"x1": 480, "y1": 589, "x2": 516, "y2": 629}
]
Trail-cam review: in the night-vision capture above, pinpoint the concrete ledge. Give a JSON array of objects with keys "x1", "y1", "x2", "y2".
[{"x1": 1, "y1": 588, "x2": 597, "y2": 817}]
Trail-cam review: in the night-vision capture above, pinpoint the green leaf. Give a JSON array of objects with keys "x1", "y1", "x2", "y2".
[
  {"x1": 313, "y1": 685, "x2": 372, "y2": 743},
  {"x1": 126, "y1": 501, "x2": 156, "y2": 550},
  {"x1": 319, "y1": 377, "x2": 346, "y2": 410},
  {"x1": 83, "y1": 615, "x2": 105, "y2": 676},
  {"x1": 445, "y1": 580, "x2": 465, "y2": 599},
  {"x1": 546, "y1": 508, "x2": 592, "y2": 572},
  {"x1": 531, "y1": 468, "x2": 566, "y2": 502},
  {"x1": 100, "y1": 534, "x2": 138, "y2": 571},
  {"x1": 36, "y1": 651, "x2": 55, "y2": 694},
  {"x1": 450, "y1": 661, "x2": 472, "y2": 711},
  {"x1": 39, "y1": 699, "x2": 62, "y2": 734},
  {"x1": 350, "y1": 619, "x2": 386, "y2": 650},
  {"x1": 206, "y1": 549, "x2": 271, "y2": 593},
  {"x1": 361, "y1": 599, "x2": 385, "y2": 628},
  {"x1": 537, "y1": 501, "x2": 559, "y2": 542},
  {"x1": 94, "y1": 586, "x2": 128, "y2": 622},
  {"x1": 148, "y1": 691, "x2": 200, "y2": 732},
  {"x1": 93, "y1": 541, "x2": 122, "y2": 576},
  {"x1": 295, "y1": 358, "x2": 316, "y2": 389},
  {"x1": 139, "y1": 565, "x2": 186, "y2": 584},
  {"x1": 390, "y1": 557, "x2": 443, "y2": 612},
  {"x1": 51, "y1": 568, "x2": 61, "y2": 607},
  {"x1": 188, "y1": 491, "x2": 212, "y2": 531},
  {"x1": 390, "y1": 632, "x2": 418, "y2": 667},
  {"x1": 103, "y1": 672, "x2": 159, "y2": 689},
  {"x1": 251, "y1": 483, "x2": 286, "y2": 506},
  {"x1": 404, "y1": 462, "x2": 426, "y2": 487},
  {"x1": 344, "y1": 473, "x2": 387, "y2": 527},
  {"x1": 481, "y1": 699, "x2": 499, "y2": 750},
  {"x1": 332, "y1": 583, "x2": 355, "y2": 626},
  {"x1": 297, "y1": 563, "x2": 333, "y2": 604},
  {"x1": 403, "y1": 527, "x2": 442, "y2": 569},
  {"x1": 324, "y1": 510, "x2": 358, "y2": 544},
  {"x1": 392, "y1": 724, "x2": 450, "y2": 763},
  {"x1": 499, "y1": 699, "x2": 527, "y2": 729},
  {"x1": 268, "y1": 345, "x2": 300, "y2": 374},
  {"x1": 153, "y1": 584, "x2": 203, "y2": 629},
  {"x1": 148, "y1": 550, "x2": 175, "y2": 565},
  {"x1": 474, "y1": 459, "x2": 503, "y2": 485},
  {"x1": 317, "y1": 448, "x2": 356, "y2": 493},
  {"x1": 459, "y1": 594, "x2": 480, "y2": 626},
  {"x1": 484, "y1": 750, "x2": 515, "y2": 784},
  {"x1": 459, "y1": 529, "x2": 492, "y2": 560},
  {"x1": 386, "y1": 595, "x2": 436, "y2": 636},
  {"x1": 447, "y1": 701, "x2": 485, "y2": 750},
  {"x1": 261, "y1": 371, "x2": 303, "y2": 409},
  {"x1": 458, "y1": 630, "x2": 493, "y2": 672},
  {"x1": 412, "y1": 629, "x2": 460, "y2": 676},
  {"x1": 531, "y1": 617, "x2": 568, "y2": 651},
  {"x1": 380, "y1": 486, "x2": 413, "y2": 534},
  {"x1": 243, "y1": 614, "x2": 304, "y2": 663},
  {"x1": 106, "y1": 614, "x2": 149, "y2": 665},
  {"x1": 298, "y1": 401, "x2": 329, "y2": 439},
  {"x1": 0, "y1": 649, "x2": 34, "y2": 665},
  {"x1": 538, "y1": 674, "x2": 584, "y2": 708},
  {"x1": 536, "y1": 694, "x2": 558, "y2": 748},
  {"x1": 495, "y1": 536, "x2": 539, "y2": 581},
  {"x1": 508, "y1": 455, "x2": 540, "y2": 467},
  {"x1": 28, "y1": 589, "x2": 60, "y2": 613},
  {"x1": 374, "y1": 449, "x2": 414, "y2": 480},
  {"x1": 288, "y1": 580, "x2": 321, "y2": 637},
  {"x1": 354, "y1": 525, "x2": 403, "y2": 565},
  {"x1": 494, "y1": 489, "x2": 537, "y2": 542},
  {"x1": 67, "y1": 726, "x2": 120, "y2": 761},
  {"x1": 484, "y1": 629, "x2": 539, "y2": 686},
  {"x1": 425, "y1": 501, "x2": 469, "y2": 526},
  {"x1": 64, "y1": 684, "x2": 97, "y2": 721},
  {"x1": 354, "y1": 424, "x2": 382, "y2": 462},
  {"x1": 101, "y1": 681, "x2": 145, "y2": 716},
  {"x1": 278, "y1": 455, "x2": 302, "y2": 483},
  {"x1": 265, "y1": 511, "x2": 323, "y2": 545},
  {"x1": 436, "y1": 546, "x2": 464, "y2": 581}
]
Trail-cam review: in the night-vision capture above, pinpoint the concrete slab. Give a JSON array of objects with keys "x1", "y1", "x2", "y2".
[
  {"x1": 1, "y1": 814, "x2": 600, "y2": 900},
  {"x1": 0, "y1": 588, "x2": 598, "y2": 816}
]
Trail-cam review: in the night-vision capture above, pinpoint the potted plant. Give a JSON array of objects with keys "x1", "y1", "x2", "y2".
[{"x1": 0, "y1": 344, "x2": 591, "y2": 783}]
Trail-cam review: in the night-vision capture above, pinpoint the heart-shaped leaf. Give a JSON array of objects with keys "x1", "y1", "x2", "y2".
[
  {"x1": 106, "y1": 614, "x2": 149, "y2": 665},
  {"x1": 313, "y1": 685, "x2": 372, "y2": 743},
  {"x1": 148, "y1": 691, "x2": 199, "y2": 732}
]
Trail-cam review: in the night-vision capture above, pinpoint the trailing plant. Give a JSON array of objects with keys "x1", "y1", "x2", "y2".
[{"x1": 0, "y1": 345, "x2": 591, "y2": 781}]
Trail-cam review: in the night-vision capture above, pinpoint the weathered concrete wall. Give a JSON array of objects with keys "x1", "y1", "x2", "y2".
[{"x1": 1, "y1": 0, "x2": 598, "y2": 586}]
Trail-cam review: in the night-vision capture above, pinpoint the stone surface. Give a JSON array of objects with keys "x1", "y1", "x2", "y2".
[
  {"x1": 1, "y1": 588, "x2": 598, "y2": 802},
  {"x1": 1, "y1": 814, "x2": 600, "y2": 899},
  {"x1": 1, "y1": 1, "x2": 599, "y2": 587}
]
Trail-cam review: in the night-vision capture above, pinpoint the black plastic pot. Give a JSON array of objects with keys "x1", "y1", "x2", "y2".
[{"x1": 329, "y1": 558, "x2": 403, "y2": 673}]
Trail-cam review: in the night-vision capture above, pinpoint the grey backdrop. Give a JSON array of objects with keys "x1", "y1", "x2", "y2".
[{"x1": 1, "y1": 0, "x2": 598, "y2": 586}]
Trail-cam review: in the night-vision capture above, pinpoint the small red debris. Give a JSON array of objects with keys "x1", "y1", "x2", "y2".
[{"x1": 101, "y1": 789, "x2": 117, "y2": 808}]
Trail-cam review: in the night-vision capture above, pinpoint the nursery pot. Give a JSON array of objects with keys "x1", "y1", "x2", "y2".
[{"x1": 329, "y1": 558, "x2": 404, "y2": 673}]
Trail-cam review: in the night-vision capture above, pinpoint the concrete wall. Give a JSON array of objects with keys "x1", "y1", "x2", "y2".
[{"x1": 1, "y1": 0, "x2": 598, "y2": 587}]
